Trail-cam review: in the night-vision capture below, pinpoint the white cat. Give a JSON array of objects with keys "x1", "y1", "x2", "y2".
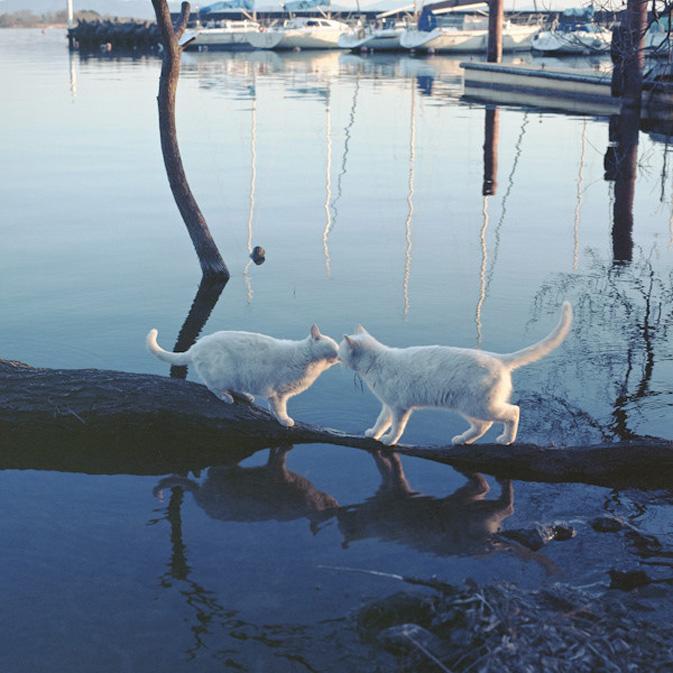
[
  {"x1": 147, "y1": 324, "x2": 339, "y2": 427},
  {"x1": 338, "y1": 302, "x2": 573, "y2": 446}
]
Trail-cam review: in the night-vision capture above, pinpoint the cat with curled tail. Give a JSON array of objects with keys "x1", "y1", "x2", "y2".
[
  {"x1": 338, "y1": 303, "x2": 573, "y2": 446},
  {"x1": 147, "y1": 323, "x2": 339, "y2": 427}
]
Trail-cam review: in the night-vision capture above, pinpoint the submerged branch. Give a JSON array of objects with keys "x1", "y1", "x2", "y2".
[{"x1": 0, "y1": 359, "x2": 671, "y2": 487}]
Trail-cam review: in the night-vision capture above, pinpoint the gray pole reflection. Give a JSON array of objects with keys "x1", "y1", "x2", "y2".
[
  {"x1": 476, "y1": 107, "x2": 500, "y2": 346},
  {"x1": 402, "y1": 81, "x2": 416, "y2": 320},
  {"x1": 322, "y1": 85, "x2": 333, "y2": 278},
  {"x1": 243, "y1": 73, "x2": 257, "y2": 304}
]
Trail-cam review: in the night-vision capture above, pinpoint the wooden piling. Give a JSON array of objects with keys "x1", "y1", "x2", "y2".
[{"x1": 487, "y1": 0, "x2": 504, "y2": 63}]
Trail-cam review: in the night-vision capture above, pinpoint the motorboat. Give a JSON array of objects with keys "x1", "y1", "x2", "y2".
[
  {"x1": 401, "y1": 13, "x2": 540, "y2": 53},
  {"x1": 247, "y1": 17, "x2": 349, "y2": 50},
  {"x1": 179, "y1": 20, "x2": 261, "y2": 50},
  {"x1": 531, "y1": 7, "x2": 611, "y2": 54},
  {"x1": 339, "y1": 19, "x2": 408, "y2": 51},
  {"x1": 644, "y1": 15, "x2": 673, "y2": 55}
]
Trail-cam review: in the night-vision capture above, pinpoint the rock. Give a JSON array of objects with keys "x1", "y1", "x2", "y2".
[
  {"x1": 609, "y1": 569, "x2": 652, "y2": 591},
  {"x1": 501, "y1": 522, "x2": 576, "y2": 551},
  {"x1": 356, "y1": 592, "x2": 437, "y2": 642},
  {"x1": 590, "y1": 515, "x2": 626, "y2": 533}
]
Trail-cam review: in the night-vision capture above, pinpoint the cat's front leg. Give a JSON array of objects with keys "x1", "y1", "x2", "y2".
[
  {"x1": 379, "y1": 409, "x2": 412, "y2": 446},
  {"x1": 365, "y1": 404, "x2": 392, "y2": 439},
  {"x1": 269, "y1": 395, "x2": 295, "y2": 428}
]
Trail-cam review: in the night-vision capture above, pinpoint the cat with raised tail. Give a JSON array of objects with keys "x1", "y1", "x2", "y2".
[
  {"x1": 147, "y1": 324, "x2": 339, "y2": 427},
  {"x1": 338, "y1": 302, "x2": 573, "y2": 446}
]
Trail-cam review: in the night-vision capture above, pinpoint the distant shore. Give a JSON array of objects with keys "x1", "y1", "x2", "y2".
[{"x1": 0, "y1": 11, "x2": 139, "y2": 29}]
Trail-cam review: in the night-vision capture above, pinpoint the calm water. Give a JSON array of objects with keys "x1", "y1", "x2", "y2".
[{"x1": 1, "y1": 28, "x2": 673, "y2": 672}]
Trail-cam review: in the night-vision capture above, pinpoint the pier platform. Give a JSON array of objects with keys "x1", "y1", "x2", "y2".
[{"x1": 461, "y1": 61, "x2": 673, "y2": 119}]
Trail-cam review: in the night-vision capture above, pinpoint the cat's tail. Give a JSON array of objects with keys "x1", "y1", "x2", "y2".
[
  {"x1": 499, "y1": 302, "x2": 573, "y2": 370},
  {"x1": 146, "y1": 329, "x2": 192, "y2": 365}
]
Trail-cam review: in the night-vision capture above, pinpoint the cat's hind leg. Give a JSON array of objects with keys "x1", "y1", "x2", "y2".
[
  {"x1": 269, "y1": 395, "x2": 295, "y2": 428},
  {"x1": 452, "y1": 418, "x2": 493, "y2": 445},
  {"x1": 365, "y1": 404, "x2": 392, "y2": 439},
  {"x1": 379, "y1": 409, "x2": 412, "y2": 446},
  {"x1": 491, "y1": 403, "x2": 520, "y2": 445}
]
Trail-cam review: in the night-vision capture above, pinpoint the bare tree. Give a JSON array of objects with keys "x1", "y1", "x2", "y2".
[{"x1": 151, "y1": 0, "x2": 229, "y2": 279}]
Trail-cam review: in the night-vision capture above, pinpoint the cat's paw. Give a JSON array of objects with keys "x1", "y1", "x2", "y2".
[
  {"x1": 379, "y1": 434, "x2": 397, "y2": 446},
  {"x1": 278, "y1": 417, "x2": 295, "y2": 428},
  {"x1": 496, "y1": 434, "x2": 513, "y2": 445},
  {"x1": 217, "y1": 391, "x2": 234, "y2": 404},
  {"x1": 452, "y1": 434, "x2": 466, "y2": 445},
  {"x1": 364, "y1": 428, "x2": 377, "y2": 438},
  {"x1": 240, "y1": 392, "x2": 255, "y2": 404}
]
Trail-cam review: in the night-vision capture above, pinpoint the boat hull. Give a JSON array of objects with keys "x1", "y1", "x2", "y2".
[
  {"x1": 531, "y1": 29, "x2": 611, "y2": 54},
  {"x1": 400, "y1": 24, "x2": 539, "y2": 53},
  {"x1": 339, "y1": 28, "x2": 403, "y2": 51},
  {"x1": 248, "y1": 28, "x2": 344, "y2": 50},
  {"x1": 181, "y1": 25, "x2": 260, "y2": 51}
]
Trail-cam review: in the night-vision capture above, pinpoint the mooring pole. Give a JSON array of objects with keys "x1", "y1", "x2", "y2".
[
  {"x1": 487, "y1": 0, "x2": 504, "y2": 62},
  {"x1": 482, "y1": 106, "x2": 499, "y2": 196},
  {"x1": 66, "y1": 0, "x2": 74, "y2": 28},
  {"x1": 611, "y1": 0, "x2": 648, "y2": 106}
]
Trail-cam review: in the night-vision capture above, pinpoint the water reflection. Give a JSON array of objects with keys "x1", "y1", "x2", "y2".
[
  {"x1": 338, "y1": 452, "x2": 514, "y2": 556},
  {"x1": 169, "y1": 276, "x2": 226, "y2": 379},
  {"x1": 155, "y1": 447, "x2": 339, "y2": 532},
  {"x1": 402, "y1": 81, "x2": 416, "y2": 319},
  {"x1": 330, "y1": 76, "x2": 360, "y2": 231},
  {"x1": 605, "y1": 109, "x2": 639, "y2": 264}
]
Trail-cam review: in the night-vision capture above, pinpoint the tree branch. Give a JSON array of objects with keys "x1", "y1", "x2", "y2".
[{"x1": 0, "y1": 359, "x2": 672, "y2": 487}]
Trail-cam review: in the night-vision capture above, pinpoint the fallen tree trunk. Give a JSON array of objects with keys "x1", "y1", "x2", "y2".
[{"x1": 1, "y1": 359, "x2": 672, "y2": 488}]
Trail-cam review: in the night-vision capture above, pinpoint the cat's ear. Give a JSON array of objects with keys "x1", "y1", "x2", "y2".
[
  {"x1": 355, "y1": 324, "x2": 368, "y2": 335},
  {"x1": 342, "y1": 335, "x2": 355, "y2": 348},
  {"x1": 310, "y1": 323, "x2": 321, "y2": 340}
]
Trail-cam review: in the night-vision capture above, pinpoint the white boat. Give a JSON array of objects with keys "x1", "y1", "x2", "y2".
[
  {"x1": 645, "y1": 16, "x2": 673, "y2": 55},
  {"x1": 531, "y1": 7, "x2": 611, "y2": 54},
  {"x1": 247, "y1": 17, "x2": 349, "y2": 50},
  {"x1": 339, "y1": 20, "x2": 407, "y2": 51},
  {"x1": 400, "y1": 14, "x2": 540, "y2": 53},
  {"x1": 179, "y1": 20, "x2": 261, "y2": 50}
]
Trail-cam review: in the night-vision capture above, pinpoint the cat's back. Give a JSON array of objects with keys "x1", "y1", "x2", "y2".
[
  {"x1": 391, "y1": 344, "x2": 503, "y2": 372},
  {"x1": 192, "y1": 330, "x2": 286, "y2": 355}
]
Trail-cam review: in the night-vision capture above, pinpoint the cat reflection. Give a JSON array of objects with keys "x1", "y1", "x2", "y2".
[
  {"x1": 154, "y1": 447, "x2": 338, "y2": 533},
  {"x1": 338, "y1": 451, "x2": 514, "y2": 556}
]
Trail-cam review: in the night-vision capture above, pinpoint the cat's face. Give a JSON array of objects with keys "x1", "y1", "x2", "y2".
[
  {"x1": 338, "y1": 325, "x2": 375, "y2": 371},
  {"x1": 308, "y1": 323, "x2": 339, "y2": 365}
]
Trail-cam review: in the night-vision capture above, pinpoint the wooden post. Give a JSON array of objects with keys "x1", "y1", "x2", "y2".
[
  {"x1": 151, "y1": 0, "x2": 229, "y2": 280},
  {"x1": 482, "y1": 106, "x2": 499, "y2": 196},
  {"x1": 611, "y1": 0, "x2": 648, "y2": 107},
  {"x1": 66, "y1": 0, "x2": 74, "y2": 28},
  {"x1": 487, "y1": 0, "x2": 504, "y2": 63}
]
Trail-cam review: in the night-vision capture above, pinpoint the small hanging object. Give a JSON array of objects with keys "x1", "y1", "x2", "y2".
[{"x1": 250, "y1": 245, "x2": 266, "y2": 266}]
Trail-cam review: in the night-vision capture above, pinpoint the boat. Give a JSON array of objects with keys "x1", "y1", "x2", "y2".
[
  {"x1": 531, "y1": 7, "x2": 611, "y2": 54},
  {"x1": 339, "y1": 19, "x2": 408, "y2": 51},
  {"x1": 400, "y1": 3, "x2": 540, "y2": 53},
  {"x1": 247, "y1": 16, "x2": 350, "y2": 50},
  {"x1": 179, "y1": 0, "x2": 261, "y2": 51},
  {"x1": 644, "y1": 15, "x2": 673, "y2": 56},
  {"x1": 180, "y1": 20, "x2": 261, "y2": 50},
  {"x1": 401, "y1": 14, "x2": 539, "y2": 52}
]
